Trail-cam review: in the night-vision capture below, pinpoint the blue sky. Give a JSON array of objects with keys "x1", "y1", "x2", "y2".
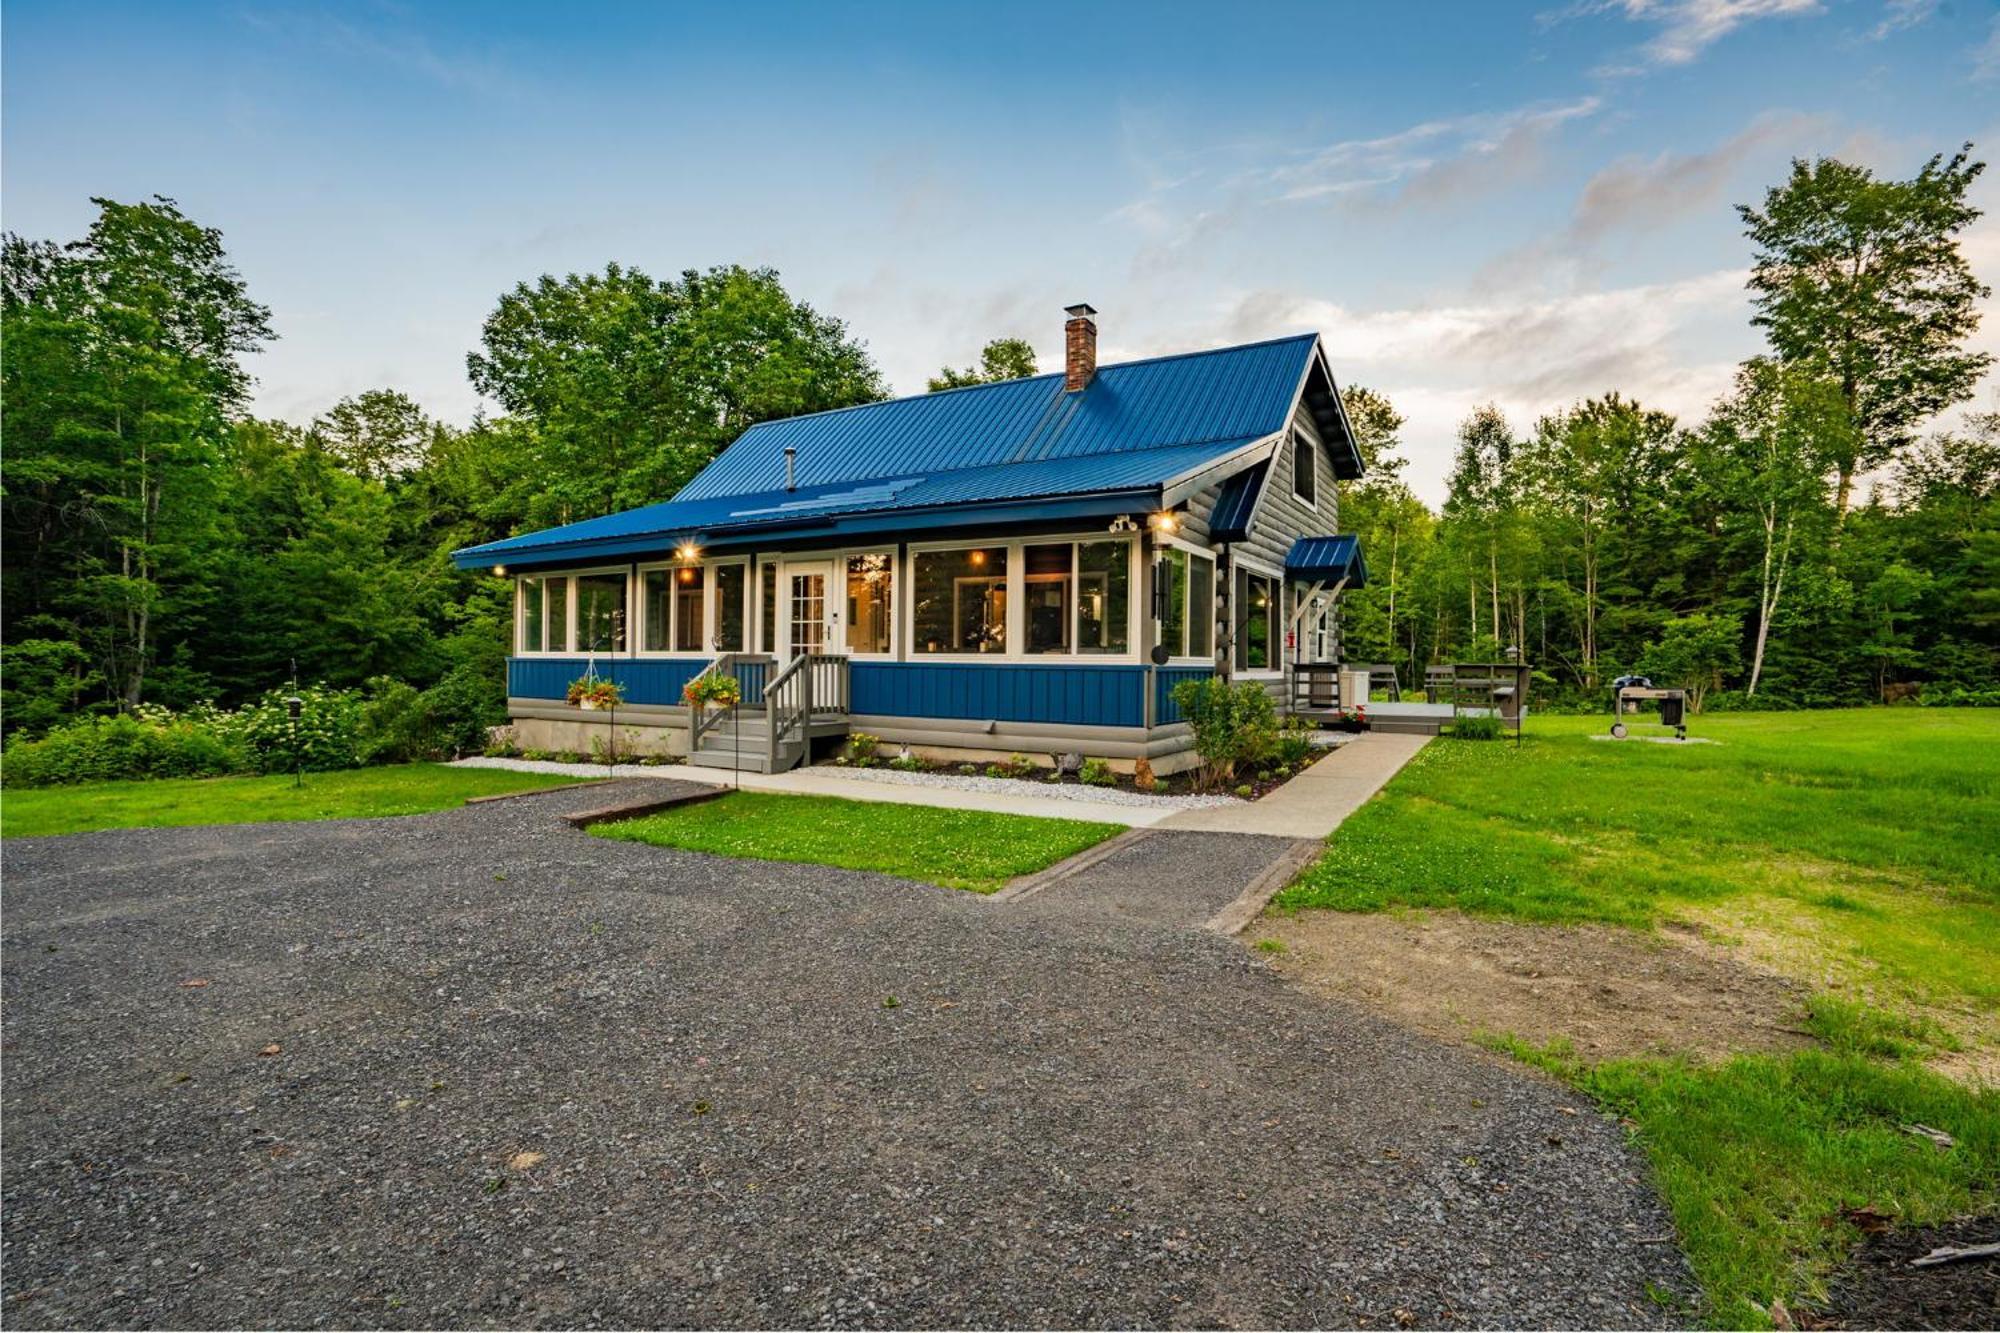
[{"x1": 5, "y1": 0, "x2": 1997, "y2": 500}]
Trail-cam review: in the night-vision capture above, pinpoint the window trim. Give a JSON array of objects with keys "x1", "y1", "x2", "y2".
[
  {"x1": 515, "y1": 566, "x2": 632, "y2": 659},
  {"x1": 1232, "y1": 553, "x2": 1286, "y2": 678},
  {"x1": 837, "y1": 549, "x2": 899, "y2": 659},
  {"x1": 1290, "y1": 427, "x2": 1318, "y2": 510},
  {"x1": 631, "y1": 557, "x2": 748, "y2": 659},
  {"x1": 1154, "y1": 536, "x2": 1219, "y2": 667}
]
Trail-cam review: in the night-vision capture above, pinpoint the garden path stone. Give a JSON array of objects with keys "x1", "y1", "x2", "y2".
[{"x1": 2, "y1": 782, "x2": 1693, "y2": 1329}]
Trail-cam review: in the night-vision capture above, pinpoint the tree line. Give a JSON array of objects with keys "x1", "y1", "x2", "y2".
[{"x1": 2, "y1": 143, "x2": 1993, "y2": 743}]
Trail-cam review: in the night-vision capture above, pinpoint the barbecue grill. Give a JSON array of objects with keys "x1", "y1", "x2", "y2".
[{"x1": 1609, "y1": 675, "x2": 1689, "y2": 741}]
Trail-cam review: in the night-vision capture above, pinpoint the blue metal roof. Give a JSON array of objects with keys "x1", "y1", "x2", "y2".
[
  {"x1": 677, "y1": 334, "x2": 1322, "y2": 501},
  {"x1": 454, "y1": 332, "x2": 1360, "y2": 569},
  {"x1": 1208, "y1": 461, "x2": 1268, "y2": 542},
  {"x1": 1286, "y1": 535, "x2": 1368, "y2": 588},
  {"x1": 457, "y1": 436, "x2": 1268, "y2": 567}
]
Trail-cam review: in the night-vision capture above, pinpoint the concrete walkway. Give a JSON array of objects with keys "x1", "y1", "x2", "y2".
[
  {"x1": 1153, "y1": 730, "x2": 1432, "y2": 836},
  {"x1": 453, "y1": 756, "x2": 1177, "y2": 827}
]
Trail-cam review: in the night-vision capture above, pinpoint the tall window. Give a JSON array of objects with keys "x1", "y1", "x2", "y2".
[
  {"x1": 673, "y1": 566, "x2": 705, "y2": 652},
  {"x1": 846, "y1": 553, "x2": 893, "y2": 654},
  {"x1": 522, "y1": 578, "x2": 545, "y2": 653},
  {"x1": 1188, "y1": 554, "x2": 1215, "y2": 659},
  {"x1": 1076, "y1": 540, "x2": 1129, "y2": 655},
  {"x1": 1236, "y1": 569, "x2": 1278, "y2": 671},
  {"x1": 1292, "y1": 430, "x2": 1317, "y2": 505},
  {"x1": 518, "y1": 575, "x2": 569, "y2": 653},
  {"x1": 575, "y1": 573, "x2": 627, "y2": 653},
  {"x1": 714, "y1": 564, "x2": 746, "y2": 652},
  {"x1": 1156, "y1": 548, "x2": 1215, "y2": 661},
  {"x1": 642, "y1": 570, "x2": 672, "y2": 651},
  {"x1": 1024, "y1": 544, "x2": 1073, "y2": 654},
  {"x1": 914, "y1": 547, "x2": 1007, "y2": 654}
]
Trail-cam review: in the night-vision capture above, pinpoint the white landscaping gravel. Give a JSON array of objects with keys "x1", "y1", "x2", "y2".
[{"x1": 807, "y1": 762, "x2": 1241, "y2": 809}]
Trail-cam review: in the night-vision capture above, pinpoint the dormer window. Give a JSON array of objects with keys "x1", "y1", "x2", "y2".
[{"x1": 1292, "y1": 429, "x2": 1317, "y2": 507}]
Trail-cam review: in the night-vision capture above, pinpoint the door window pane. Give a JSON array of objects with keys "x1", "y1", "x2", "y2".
[
  {"x1": 846, "y1": 553, "x2": 893, "y2": 654},
  {"x1": 546, "y1": 578, "x2": 568, "y2": 654},
  {"x1": 760, "y1": 563, "x2": 777, "y2": 654},
  {"x1": 673, "y1": 566, "x2": 705, "y2": 652},
  {"x1": 790, "y1": 572, "x2": 827, "y2": 653},
  {"x1": 1024, "y1": 543, "x2": 1072, "y2": 655},
  {"x1": 1157, "y1": 548, "x2": 1187, "y2": 657},
  {"x1": 714, "y1": 564, "x2": 746, "y2": 652},
  {"x1": 914, "y1": 547, "x2": 1007, "y2": 654},
  {"x1": 521, "y1": 579, "x2": 544, "y2": 653},
  {"x1": 642, "y1": 570, "x2": 671, "y2": 651},
  {"x1": 1189, "y1": 555, "x2": 1215, "y2": 659},
  {"x1": 1078, "y1": 540, "x2": 1129, "y2": 655},
  {"x1": 576, "y1": 574, "x2": 626, "y2": 653}
]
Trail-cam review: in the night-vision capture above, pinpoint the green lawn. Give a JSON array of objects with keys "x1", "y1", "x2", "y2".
[
  {"x1": 590, "y1": 789, "x2": 1120, "y2": 893},
  {"x1": 0, "y1": 764, "x2": 590, "y2": 838},
  {"x1": 1270, "y1": 708, "x2": 2000, "y2": 1329}
]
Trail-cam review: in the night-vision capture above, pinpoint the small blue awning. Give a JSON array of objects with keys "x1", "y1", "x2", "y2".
[{"x1": 1285, "y1": 535, "x2": 1367, "y2": 589}]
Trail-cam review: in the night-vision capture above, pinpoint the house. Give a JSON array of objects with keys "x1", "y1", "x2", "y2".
[{"x1": 451, "y1": 305, "x2": 1370, "y2": 773}]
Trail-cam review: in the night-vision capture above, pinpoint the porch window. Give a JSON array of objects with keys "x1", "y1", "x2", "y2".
[
  {"x1": 714, "y1": 563, "x2": 746, "y2": 652},
  {"x1": 1077, "y1": 540, "x2": 1130, "y2": 655},
  {"x1": 760, "y1": 563, "x2": 778, "y2": 655},
  {"x1": 914, "y1": 547, "x2": 1007, "y2": 654},
  {"x1": 518, "y1": 575, "x2": 568, "y2": 654},
  {"x1": 846, "y1": 553, "x2": 893, "y2": 654},
  {"x1": 1024, "y1": 544, "x2": 1073, "y2": 654},
  {"x1": 673, "y1": 565, "x2": 705, "y2": 652},
  {"x1": 521, "y1": 578, "x2": 545, "y2": 653},
  {"x1": 1236, "y1": 569, "x2": 1278, "y2": 671},
  {"x1": 575, "y1": 573, "x2": 627, "y2": 653},
  {"x1": 641, "y1": 570, "x2": 672, "y2": 652},
  {"x1": 1189, "y1": 554, "x2": 1215, "y2": 659}
]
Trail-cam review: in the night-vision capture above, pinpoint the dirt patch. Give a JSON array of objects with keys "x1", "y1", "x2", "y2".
[
  {"x1": 1254, "y1": 908, "x2": 1812, "y2": 1064},
  {"x1": 1816, "y1": 1214, "x2": 1999, "y2": 1330}
]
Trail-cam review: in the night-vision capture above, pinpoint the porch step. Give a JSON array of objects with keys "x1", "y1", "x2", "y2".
[
  {"x1": 686, "y1": 748, "x2": 796, "y2": 775},
  {"x1": 1366, "y1": 716, "x2": 1447, "y2": 736}
]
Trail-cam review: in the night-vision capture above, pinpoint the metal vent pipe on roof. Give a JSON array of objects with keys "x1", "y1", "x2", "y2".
[{"x1": 784, "y1": 444, "x2": 796, "y2": 491}]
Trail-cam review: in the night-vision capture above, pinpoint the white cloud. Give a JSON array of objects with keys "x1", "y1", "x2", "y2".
[
  {"x1": 1975, "y1": 14, "x2": 2000, "y2": 81},
  {"x1": 1866, "y1": 0, "x2": 1937, "y2": 42},
  {"x1": 1550, "y1": 0, "x2": 1822, "y2": 71}
]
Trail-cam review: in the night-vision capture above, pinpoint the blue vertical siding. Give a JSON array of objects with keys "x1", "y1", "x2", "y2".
[
  {"x1": 849, "y1": 662, "x2": 1149, "y2": 728},
  {"x1": 508, "y1": 657, "x2": 710, "y2": 706},
  {"x1": 1153, "y1": 666, "x2": 1215, "y2": 724}
]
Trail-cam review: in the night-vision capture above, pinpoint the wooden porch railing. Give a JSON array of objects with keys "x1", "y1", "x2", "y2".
[
  {"x1": 686, "y1": 653, "x2": 775, "y2": 749},
  {"x1": 760, "y1": 651, "x2": 849, "y2": 771}
]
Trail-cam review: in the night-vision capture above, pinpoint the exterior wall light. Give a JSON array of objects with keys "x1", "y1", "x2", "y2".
[
  {"x1": 676, "y1": 542, "x2": 700, "y2": 562},
  {"x1": 1149, "y1": 511, "x2": 1179, "y2": 534},
  {"x1": 492, "y1": 565, "x2": 507, "y2": 576}
]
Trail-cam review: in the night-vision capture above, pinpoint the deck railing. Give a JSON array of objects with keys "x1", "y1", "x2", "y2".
[
  {"x1": 686, "y1": 653, "x2": 775, "y2": 748},
  {"x1": 760, "y1": 651, "x2": 849, "y2": 770}
]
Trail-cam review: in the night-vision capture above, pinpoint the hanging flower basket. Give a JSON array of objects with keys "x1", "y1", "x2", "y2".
[
  {"x1": 567, "y1": 677, "x2": 624, "y2": 710},
  {"x1": 683, "y1": 673, "x2": 742, "y2": 711}
]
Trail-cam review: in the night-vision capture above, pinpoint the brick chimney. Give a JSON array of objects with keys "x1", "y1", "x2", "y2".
[{"x1": 1064, "y1": 303, "x2": 1098, "y2": 392}]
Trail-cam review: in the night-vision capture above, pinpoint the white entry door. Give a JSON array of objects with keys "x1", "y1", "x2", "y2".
[{"x1": 784, "y1": 561, "x2": 841, "y2": 657}]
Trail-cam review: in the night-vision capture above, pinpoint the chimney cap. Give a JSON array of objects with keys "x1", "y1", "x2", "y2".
[{"x1": 1064, "y1": 303, "x2": 1097, "y2": 320}]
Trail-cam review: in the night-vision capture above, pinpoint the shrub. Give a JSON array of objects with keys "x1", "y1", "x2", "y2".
[
  {"x1": 1079, "y1": 757, "x2": 1115, "y2": 787},
  {"x1": 1271, "y1": 718, "x2": 1316, "y2": 768},
  {"x1": 887, "y1": 754, "x2": 923, "y2": 772},
  {"x1": 848, "y1": 732, "x2": 882, "y2": 762},
  {"x1": 1170, "y1": 677, "x2": 1278, "y2": 789},
  {"x1": 1922, "y1": 687, "x2": 2000, "y2": 708},
  {"x1": 0, "y1": 711, "x2": 249, "y2": 787},
  {"x1": 1452, "y1": 714, "x2": 1503, "y2": 741},
  {"x1": 233, "y1": 684, "x2": 365, "y2": 773}
]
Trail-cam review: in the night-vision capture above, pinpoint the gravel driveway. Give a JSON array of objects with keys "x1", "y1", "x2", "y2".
[{"x1": 2, "y1": 782, "x2": 1692, "y2": 1329}]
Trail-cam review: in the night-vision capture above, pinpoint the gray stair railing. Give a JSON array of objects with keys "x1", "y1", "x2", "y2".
[
  {"x1": 686, "y1": 653, "x2": 773, "y2": 750},
  {"x1": 759, "y1": 651, "x2": 850, "y2": 772}
]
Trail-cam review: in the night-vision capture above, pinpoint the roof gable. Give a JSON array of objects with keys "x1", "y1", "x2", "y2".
[{"x1": 675, "y1": 333, "x2": 1324, "y2": 501}]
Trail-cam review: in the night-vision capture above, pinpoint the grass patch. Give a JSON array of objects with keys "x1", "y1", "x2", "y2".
[
  {"x1": 589, "y1": 790, "x2": 1120, "y2": 893},
  {"x1": 1484, "y1": 1032, "x2": 2000, "y2": 1329},
  {"x1": 1275, "y1": 710, "x2": 2000, "y2": 1010},
  {"x1": 0, "y1": 764, "x2": 588, "y2": 838}
]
